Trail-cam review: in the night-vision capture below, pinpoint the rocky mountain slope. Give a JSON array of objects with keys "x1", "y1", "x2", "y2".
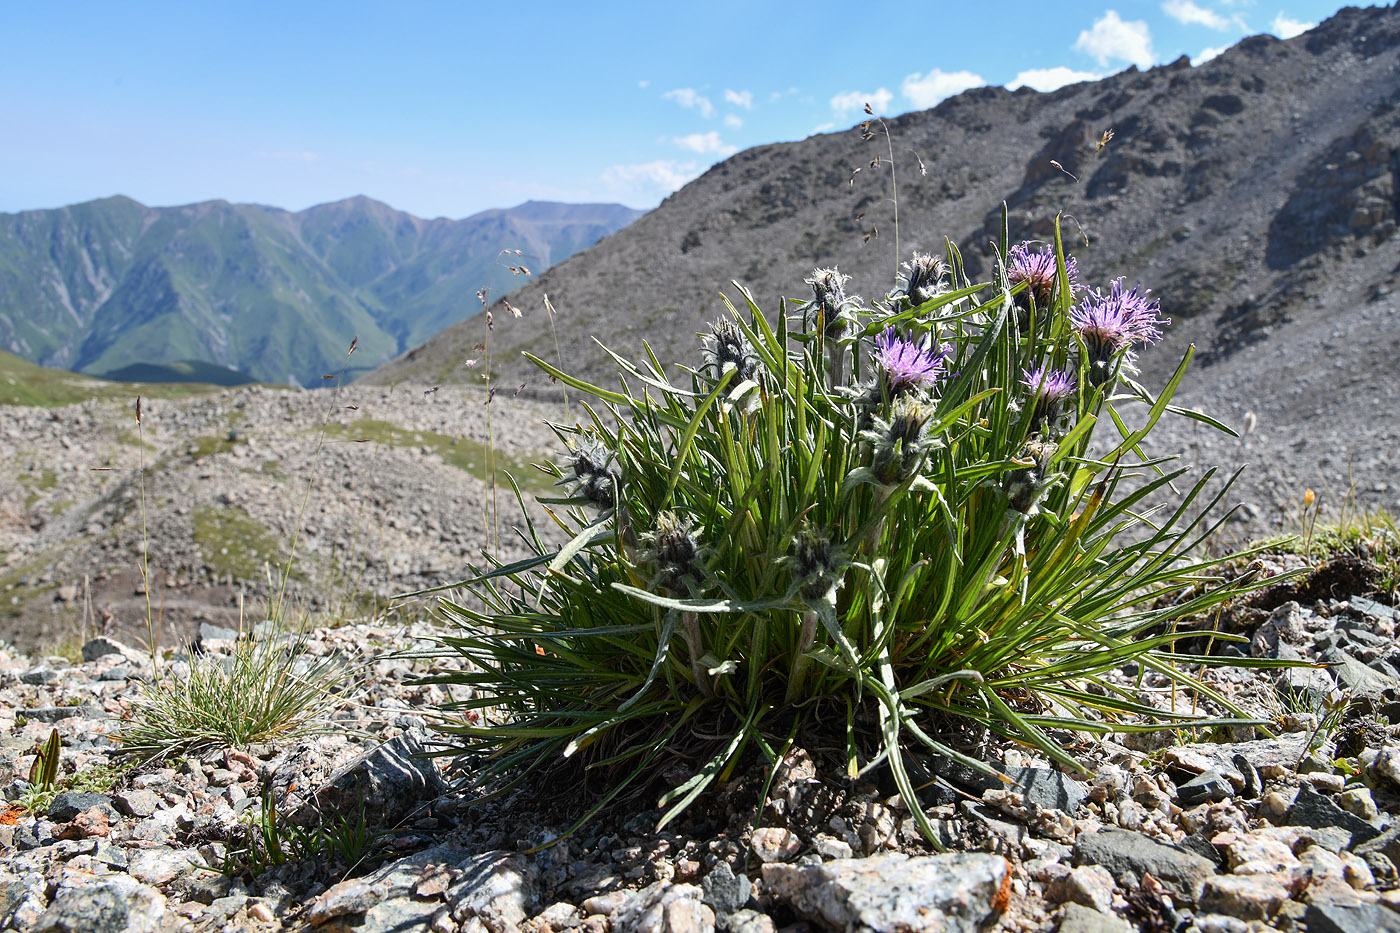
[
  {"x1": 0, "y1": 197, "x2": 641, "y2": 386},
  {"x1": 370, "y1": 5, "x2": 1400, "y2": 525},
  {"x1": 0, "y1": 385, "x2": 566, "y2": 655}
]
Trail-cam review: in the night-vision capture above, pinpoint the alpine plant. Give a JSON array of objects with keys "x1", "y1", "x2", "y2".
[{"x1": 423, "y1": 218, "x2": 1278, "y2": 845}]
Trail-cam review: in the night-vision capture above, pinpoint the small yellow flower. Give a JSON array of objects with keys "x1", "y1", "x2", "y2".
[{"x1": 1303, "y1": 488, "x2": 1316, "y2": 509}]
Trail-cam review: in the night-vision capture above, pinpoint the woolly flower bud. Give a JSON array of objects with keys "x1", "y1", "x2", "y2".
[
  {"x1": 801, "y1": 267, "x2": 860, "y2": 341},
  {"x1": 701, "y1": 319, "x2": 761, "y2": 386},
  {"x1": 640, "y1": 511, "x2": 702, "y2": 592},
  {"x1": 782, "y1": 522, "x2": 843, "y2": 600},
  {"x1": 890, "y1": 252, "x2": 949, "y2": 307},
  {"x1": 863, "y1": 394, "x2": 936, "y2": 486},
  {"x1": 559, "y1": 437, "x2": 619, "y2": 509},
  {"x1": 1003, "y1": 438, "x2": 1058, "y2": 515}
]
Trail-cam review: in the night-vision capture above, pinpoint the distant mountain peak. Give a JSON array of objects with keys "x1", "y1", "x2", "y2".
[{"x1": 0, "y1": 196, "x2": 643, "y2": 385}]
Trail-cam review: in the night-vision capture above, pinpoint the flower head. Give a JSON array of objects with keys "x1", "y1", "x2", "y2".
[
  {"x1": 1008, "y1": 242, "x2": 1079, "y2": 315},
  {"x1": 800, "y1": 267, "x2": 861, "y2": 341},
  {"x1": 863, "y1": 394, "x2": 938, "y2": 485},
  {"x1": 639, "y1": 511, "x2": 703, "y2": 593},
  {"x1": 889, "y1": 252, "x2": 949, "y2": 307},
  {"x1": 1021, "y1": 365, "x2": 1076, "y2": 434},
  {"x1": 872, "y1": 327, "x2": 947, "y2": 396},
  {"x1": 1021, "y1": 365, "x2": 1076, "y2": 403},
  {"x1": 559, "y1": 436, "x2": 620, "y2": 509},
  {"x1": 701, "y1": 319, "x2": 761, "y2": 386},
  {"x1": 1071, "y1": 278, "x2": 1168, "y2": 385},
  {"x1": 1003, "y1": 438, "x2": 1059, "y2": 515},
  {"x1": 780, "y1": 521, "x2": 845, "y2": 600}
]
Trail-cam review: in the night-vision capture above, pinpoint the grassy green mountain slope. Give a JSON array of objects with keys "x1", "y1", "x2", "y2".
[
  {"x1": 0, "y1": 197, "x2": 641, "y2": 386},
  {"x1": 96, "y1": 359, "x2": 256, "y2": 387},
  {"x1": 0, "y1": 350, "x2": 225, "y2": 407}
]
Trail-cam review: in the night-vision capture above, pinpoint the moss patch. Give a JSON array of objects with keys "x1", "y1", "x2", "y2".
[
  {"x1": 115, "y1": 430, "x2": 157, "y2": 452},
  {"x1": 186, "y1": 434, "x2": 241, "y2": 461},
  {"x1": 316, "y1": 418, "x2": 554, "y2": 492},
  {"x1": 192, "y1": 505, "x2": 298, "y2": 581},
  {"x1": 17, "y1": 469, "x2": 57, "y2": 508}
]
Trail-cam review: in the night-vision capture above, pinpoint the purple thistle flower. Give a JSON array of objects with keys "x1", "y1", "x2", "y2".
[
  {"x1": 1071, "y1": 279, "x2": 1167, "y2": 350},
  {"x1": 1021, "y1": 365, "x2": 1076, "y2": 434},
  {"x1": 1008, "y1": 242, "x2": 1079, "y2": 314},
  {"x1": 1020, "y1": 365, "x2": 1075, "y2": 403},
  {"x1": 873, "y1": 327, "x2": 947, "y2": 395},
  {"x1": 1071, "y1": 278, "x2": 1169, "y2": 386}
]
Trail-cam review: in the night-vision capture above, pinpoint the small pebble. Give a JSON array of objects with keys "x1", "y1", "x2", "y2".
[
  {"x1": 1302, "y1": 772, "x2": 1345, "y2": 794},
  {"x1": 1261, "y1": 791, "x2": 1290, "y2": 820},
  {"x1": 1338, "y1": 787, "x2": 1380, "y2": 821}
]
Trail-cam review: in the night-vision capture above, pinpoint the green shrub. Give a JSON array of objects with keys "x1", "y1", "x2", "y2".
[{"x1": 424, "y1": 218, "x2": 1279, "y2": 841}]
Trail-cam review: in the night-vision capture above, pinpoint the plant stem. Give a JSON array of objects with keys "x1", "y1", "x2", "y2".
[
  {"x1": 786, "y1": 610, "x2": 818, "y2": 704},
  {"x1": 136, "y1": 397, "x2": 157, "y2": 676},
  {"x1": 881, "y1": 119, "x2": 899, "y2": 277},
  {"x1": 827, "y1": 340, "x2": 845, "y2": 389},
  {"x1": 679, "y1": 611, "x2": 713, "y2": 697}
]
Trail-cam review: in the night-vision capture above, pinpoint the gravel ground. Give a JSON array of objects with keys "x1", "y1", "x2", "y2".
[{"x1": 0, "y1": 545, "x2": 1397, "y2": 932}]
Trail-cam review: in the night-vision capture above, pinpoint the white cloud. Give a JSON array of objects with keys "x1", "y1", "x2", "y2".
[
  {"x1": 1270, "y1": 13, "x2": 1314, "y2": 38},
  {"x1": 812, "y1": 122, "x2": 837, "y2": 134},
  {"x1": 672, "y1": 131, "x2": 739, "y2": 156},
  {"x1": 1193, "y1": 44, "x2": 1229, "y2": 63},
  {"x1": 662, "y1": 88, "x2": 714, "y2": 118},
  {"x1": 1074, "y1": 10, "x2": 1156, "y2": 68},
  {"x1": 901, "y1": 69, "x2": 985, "y2": 108},
  {"x1": 601, "y1": 160, "x2": 701, "y2": 199},
  {"x1": 638, "y1": 79, "x2": 649, "y2": 88},
  {"x1": 1163, "y1": 0, "x2": 1230, "y2": 29},
  {"x1": 1006, "y1": 66, "x2": 1101, "y2": 92},
  {"x1": 830, "y1": 88, "x2": 893, "y2": 118},
  {"x1": 723, "y1": 114, "x2": 743, "y2": 129},
  {"x1": 724, "y1": 89, "x2": 753, "y2": 109}
]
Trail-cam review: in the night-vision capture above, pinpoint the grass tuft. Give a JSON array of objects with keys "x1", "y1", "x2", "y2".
[{"x1": 118, "y1": 621, "x2": 349, "y2": 763}]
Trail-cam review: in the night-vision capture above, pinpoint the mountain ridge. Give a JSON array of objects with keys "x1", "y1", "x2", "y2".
[
  {"x1": 0, "y1": 195, "x2": 642, "y2": 385},
  {"x1": 367, "y1": 5, "x2": 1399, "y2": 397}
]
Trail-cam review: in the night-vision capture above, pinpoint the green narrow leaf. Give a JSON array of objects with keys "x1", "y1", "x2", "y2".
[
  {"x1": 548, "y1": 517, "x2": 616, "y2": 575},
  {"x1": 612, "y1": 583, "x2": 791, "y2": 614},
  {"x1": 524, "y1": 353, "x2": 634, "y2": 407}
]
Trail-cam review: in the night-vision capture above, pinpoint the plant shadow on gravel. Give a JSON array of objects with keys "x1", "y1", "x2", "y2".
[{"x1": 418, "y1": 211, "x2": 1299, "y2": 846}]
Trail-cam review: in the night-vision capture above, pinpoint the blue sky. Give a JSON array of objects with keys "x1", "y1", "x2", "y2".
[{"x1": 0, "y1": 0, "x2": 1354, "y2": 219}]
